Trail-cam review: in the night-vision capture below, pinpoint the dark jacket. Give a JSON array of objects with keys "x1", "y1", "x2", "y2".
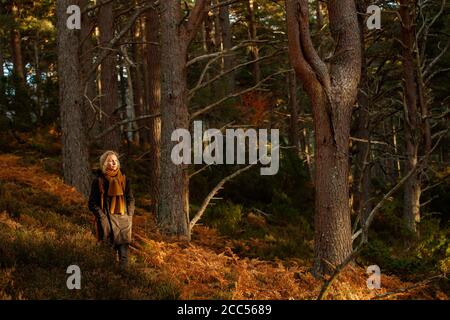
[{"x1": 88, "y1": 169, "x2": 135, "y2": 244}]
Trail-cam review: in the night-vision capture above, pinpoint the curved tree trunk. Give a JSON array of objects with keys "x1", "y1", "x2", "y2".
[{"x1": 286, "y1": 0, "x2": 361, "y2": 276}]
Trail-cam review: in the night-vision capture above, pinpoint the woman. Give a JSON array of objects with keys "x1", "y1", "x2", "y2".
[{"x1": 88, "y1": 150, "x2": 135, "y2": 269}]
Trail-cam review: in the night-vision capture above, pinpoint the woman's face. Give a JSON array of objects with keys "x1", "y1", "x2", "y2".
[{"x1": 105, "y1": 154, "x2": 119, "y2": 171}]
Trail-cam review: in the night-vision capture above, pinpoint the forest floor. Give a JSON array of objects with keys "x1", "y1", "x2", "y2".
[{"x1": 0, "y1": 152, "x2": 448, "y2": 300}]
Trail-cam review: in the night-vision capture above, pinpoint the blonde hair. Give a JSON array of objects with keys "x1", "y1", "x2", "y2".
[{"x1": 99, "y1": 150, "x2": 120, "y2": 172}]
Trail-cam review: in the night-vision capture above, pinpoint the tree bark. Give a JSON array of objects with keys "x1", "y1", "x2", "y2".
[
  {"x1": 303, "y1": 127, "x2": 314, "y2": 181},
  {"x1": 33, "y1": 38, "x2": 44, "y2": 119},
  {"x1": 203, "y1": 5, "x2": 215, "y2": 97},
  {"x1": 144, "y1": 6, "x2": 161, "y2": 215},
  {"x1": 118, "y1": 59, "x2": 129, "y2": 142},
  {"x1": 10, "y1": 30, "x2": 25, "y2": 83},
  {"x1": 98, "y1": 0, "x2": 121, "y2": 151},
  {"x1": 57, "y1": 0, "x2": 91, "y2": 197},
  {"x1": 219, "y1": 1, "x2": 235, "y2": 93},
  {"x1": 288, "y1": 71, "x2": 300, "y2": 151},
  {"x1": 389, "y1": 117, "x2": 402, "y2": 183},
  {"x1": 246, "y1": 0, "x2": 260, "y2": 84},
  {"x1": 286, "y1": 0, "x2": 361, "y2": 276},
  {"x1": 0, "y1": 37, "x2": 4, "y2": 101},
  {"x1": 352, "y1": 0, "x2": 372, "y2": 226},
  {"x1": 80, "y1": 0, "x2": 99, "y2": 140},
  {"x1": 131, "y1": 20, "x2": 145, "y2": 145},
  {"x1": 0, "y1": 37, "x2": 4, "y2": 78},
  {"x1": 316, "y1": 0, "x2": 323, "y2": 31},
  {"x1": 400, "y1": 0, "x2": 420, "y2": 234},
  {"x1": 158, "y1": 0, "x2": 207, "y2": 239},
  {"x1": 10, "y1": 2, "x2": 25, "y2": 85}
]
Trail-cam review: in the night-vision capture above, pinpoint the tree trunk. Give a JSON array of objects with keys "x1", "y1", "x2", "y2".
[
  {"x1": 158, "y1": 0, "x2": 207, "y2": 239},
  {"x1": 158, "y1": 1, "x2": 189, "y2": 239},
  {"x1": 417, "y1": 61, "x2": 431, "y2": 157},
  {"x1": 98, "y1": 0, "x2": 121, "y2": 151},
  {"x1": 400, "y1": 0, "x2": 420, "y2": 234},
  {"x1": 219, "y1": 1, "x2": 234, "y2": 93},
  {"x1": 0, "y1": 37, "x2": 4, "y2": 78},
  {"x1": 352, "y1": 0, "x2": 372, "y2": 225},
  {"x1": 10, "y1": 28, "x2": 25, "y2": 83},
  {"x1": 57, "y1": 0, "x2": 91, "y2": 198},
  {"x1": 33, "y1": 38, "x2": 45, "y2": 120},
  {"x1": 212, "y1": 3, "x2": 225, "y2": 98},
  {"x1": 118, "y1": 60, "x2": 130, "y2": 142},
  {"x1": 5, "y1": 2, "x2": 24, "y2": 84},
  {"x1": 0, "y1": 47, "x2": 3, "y2": 73},
  {"x1": 130, "y1": 21, "x2": 145, "y2": 145},
  {"x1": 390, "y1": 117, "x2": 402, "y2": 182},
  {"x1": 286, "y1": 0, "x2": 361, "y2": 276},
  {"x1": 246, "y1": 0, "x2": 260, "y2": 84},
  {"x1": 0, "y1": 37, "x2": 4, "y2": 100},
  {"x1": 121, "y1": 54, "x2": 136, "y2": 143},
  {"x1": 81, "y1": 0, "x2": 100, "y2": 140},
  {"x1": 203, "y1": 7, "x2": 216, "y2": 97},
  {"x1": 145, "y1": 6, "x2": 161, "y2": 215},
  {"x1": 313, "y1": 90, "x2": 354, "y2": 276},
  {"x1": 288, "y1": 71, "x2": 300, "y2": 151},
  {"x1": 302, "y1": 127, "x2": 314, "y2": 181},
  {"x1": 316, "y1": 0, "x2": 323, "y2": 31}
]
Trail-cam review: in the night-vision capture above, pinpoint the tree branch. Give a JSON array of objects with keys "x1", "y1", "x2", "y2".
[
  {"x1": 189, "y1": 69, "x2": 291, "y2": 120},
  {"x1": 189, "y1": 164, "x2": 254, "y2": 231},
  {"x1": 423, "y1": 40, "x2": 450, "y2": 78},
  {"x1": 189, "y1": 49, "x2": 284, "y2": 97},
  {"x1": 286, "y1": 0, "x2": 319, "y2": 93},
  {"x1": 189, "y1": 164, "x2": 213, "y2": 179},
  {"x1": 186, "y1": 40, "x2": 270, "y2": 67},
  {"x1": 88, "y1": 2, "x2": 155, "y2": 78},
  {"x1": 210, "y1": 0, "x2": 242, "y2": 10},
  {"x1": 317, "y1": 244, "x2": 365, "y2": 300},
  {"x1": 296, "y1": 0, "x2": 330, "y2": 91},
  {"x1": 317, "y1": 133, "x2": 447, "y2": 300},
  {"x1": 371, "y1": 275, "x2": 446, "y2": 300},
  {"x1": 317, "y1": 163, "x2": 418, "y2": 300},
  {"x1": 93, "y1": 114, "x2": 160, "y2": 140},
  {"x1": 425, "y1": 67, "x2": 450, "y2": 84},
  {"x1": 82, "y1": 0, "x2": 115, "y2": 14}
]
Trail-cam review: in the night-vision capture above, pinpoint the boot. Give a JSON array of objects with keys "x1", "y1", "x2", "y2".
[{"x1": 117, "y1": 244, "x2": 129, "y2": 270}]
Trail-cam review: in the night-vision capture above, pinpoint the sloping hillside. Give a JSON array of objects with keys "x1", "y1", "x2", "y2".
[{"x1": 0, "y1": 153, "x2": 447, "y2": 300}]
